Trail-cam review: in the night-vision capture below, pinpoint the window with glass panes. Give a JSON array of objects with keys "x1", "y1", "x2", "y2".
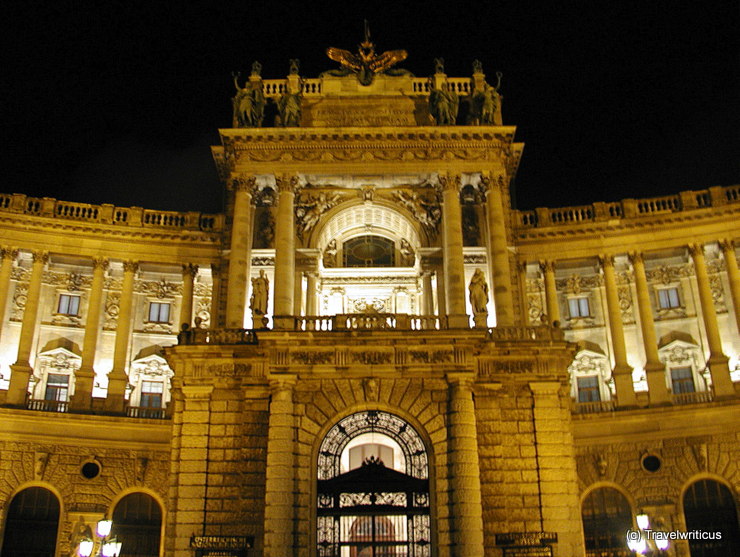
[
  {"x1": 140, "y1": 381, "x2": 164, "y2": 408},
  {"x1": 568, "y1": 297, "x2": 590, "y2": 318},
  {"x1": 57, "y1": 294, "x2": 80, "y2": 316},
  {"x1": 577, "y1": 376, "x2": 601, "y2": 402},
  {"x1": 44, "y1": 374, "x2": 69, "y2": 401},
  {"x1": 148, "y1": 302, "x2": 170, "y2": 323},
  {"x1": 657, "y1": 287, "x2": 681, "y2": 309},
  {"x1": 671, "y1": 367, "x2": 695, "y2": 394}
]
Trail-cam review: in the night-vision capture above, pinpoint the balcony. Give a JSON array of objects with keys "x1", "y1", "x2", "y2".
[
  {"x1": 572, "y1": 400, "x2": 616, "y2": 414},
  {"x1": 126, "y1": 406, "x2": 168, "y2": 419},
  {"x1": 27, "y1": 399, "x2": 69, "y2": 413},
  {"x1": 672, "y1": 390, "x2": 713, "y2": 405}
]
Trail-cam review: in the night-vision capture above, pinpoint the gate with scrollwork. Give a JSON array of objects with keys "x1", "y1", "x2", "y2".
[{"x1": 316, "y1": 411, "x2": 432, "y2": 557}]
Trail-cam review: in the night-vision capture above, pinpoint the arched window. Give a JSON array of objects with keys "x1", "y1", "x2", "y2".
[
  {"x1": 343, "y1": 236, "x2": 395, "y2": 267},
  {"x1": 683, "y1": 479, "x2": 740, "y2": 556},
  {"x1": 581, "y1": 487, "x2": 632, "y2": 556},
  {"x1": 317, "y1": 411, "x2": 431, "y2": 557},
  {"x1": 2, "y1": 486, "x2": 60, "y2": 556},
  {"x1": 111, "y1": 492, "x2": 162, "y2": 557}
]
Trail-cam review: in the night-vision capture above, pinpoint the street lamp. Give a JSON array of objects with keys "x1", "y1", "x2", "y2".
[{"x1": 78, "y1": 519, "x2": 122, "y2": 557}]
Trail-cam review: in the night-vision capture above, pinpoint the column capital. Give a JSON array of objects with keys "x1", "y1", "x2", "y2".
[
  {"x1": 91, "y1": 257, "x2": 109, "y2": 271},
  {"x1": 627, "y1": 251, "x2": 644, "y2": 266},
  {"x1": 230, "y1": 173, "x2": 257, "y2": 194},
  {"x1": 122, "y1": 260, "x2": 139, "y2": 274},
  {"x1": 718, "y1": 238, "x2": 735, "y2": 253},
  {"x1": 1, "y1": 247, "x2": 19, "y2": 261},
  {"x1": 687, "y1": 243, "x2": 705, "y2": 258},
  {"x1": 436, "y1": 172, "x2": 462, "y2": 193},
  {"x1": 539, "y1": 259, "x2": 555, "y2": 274},
  {"x1": 478, "y1": 172, "x2": 506, "y2": 196},
  {"x1": 182, "y1": 263, "x2": 199, "y2": 278},
  {"x1": 598, "y1": 254, "x2": 615, "y2": 268},
  {"x1": 31, "y1": 250, "x2": 49, "y2": 264},
  {"x1": 446, "y1": 371, "x2": 475, "y2": 388},
  {"x1": 275, "y1": 174, "x2": 301, "y2": 193}
]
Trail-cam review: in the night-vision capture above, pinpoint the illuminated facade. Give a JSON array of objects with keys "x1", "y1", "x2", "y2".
[{"x1": 0, "y1": 42, "x2": 738, "y2": 557}]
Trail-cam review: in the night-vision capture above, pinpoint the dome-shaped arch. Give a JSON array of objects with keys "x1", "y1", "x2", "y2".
[
  {"x1": 679, "y1": 475, "x2": 740, "y2": 555},
  {"x1": 580, "y1": 484, "x2": 634, "y2": 556},
  {"x1": 314, "y1": 199, "x2": 424, "y2": 252},
  {"x1": 109, "y1": 490, "x2": 163, "y2": 557},
  {"x1": 1, "y1": 484, "x2": 62, "y2": 557}
]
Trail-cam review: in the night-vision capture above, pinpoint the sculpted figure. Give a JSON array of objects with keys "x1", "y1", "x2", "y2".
[
  {"x1": 289, "y1": 58, "x2": 300, "y2": 75},
  {"x1": 232, "y1": 71, "x2": 266, "y2": 128},
  {"x1": 469, "y1": 268, "x2": 489, "y2": 316},
  {"x1": 323, "y1": 239, "x2": 337, "y2": 268},
  {"x1": 296, "y1": 192, "x2": 341, "y2": 238},
  {"x1": 429, "y1": 82, "x2": 459, "y2": 125},
  {"x1": 469, "y1": 72, "x2": 503, "y2": 125},
  {"x1": 400, "y1": 239, "x2": 415, "y2": 266},
  {"x1": 278, "y1": 90, "x2": 302, "y2": 127},
  {"x1": 434, "y1": 57, "x2": 445, "y2": 74},
  {"x1": 250, "y1": 270, "x2": 269, "y2": 323}
]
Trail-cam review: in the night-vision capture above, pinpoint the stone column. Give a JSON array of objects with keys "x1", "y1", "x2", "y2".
[
  {"x1": 263, "y1": 378, "x2": 296, "y2": 556},
  {"x1": 7, "y1": 251, "x2": 48, "y2": 406},
  {"x1": 0, "y1": 247, "x2": 18, "y2": 341},
  {"x1": 106, "y1": 260, "x2": 138, "y2": 412},
  {"x1": 436, "y1": 262, "x2": 447, "y2": 319},
  {"x1": 539, "y1": 260, "x2": 561, "y2": 326},
  {"x1": 629, "y1": 252, "x2": 670, "y2": 404},
  {"x1": 481, "y1": 174, "x2": 515, "y2": 326},
  {"x1": 447, "y1": 373, "x2": 485, "y2": 556},
  {"x1": 226, "y1": 176, "x2": 256, "y2": 328},
  {"x1": 305, "y1": 272, "x2": 318, "y2": 315},
  {"x1": 529, "y1": 382, "x2": 585, "y2": 557},
  {"x1": 439, "y1": 173, "x2": 468, "y2": 328},
  {"x1": 421, "y1": 271, "x2": 435, "y2": 315},
  {"x1": 600, "y1": 255, "x2": 638, "y2": 407},
  {"x1": 689, "y1": 244, "x2": 734, "y2": 397},
  {"x1": 719, "y1": 239, "x2": 740, "y2": 333},
  {"x1": 273, "y1": 175, "x2": 298, "y2": 329},
  {"x1": 180, "y1": 263, "x2": 198, "y2": 328},
  {"x1": 71, "y1": 257, "x2": 108, "y2": 411}
]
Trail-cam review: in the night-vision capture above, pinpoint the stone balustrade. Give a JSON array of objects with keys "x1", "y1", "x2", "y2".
[
  {"x1": 0, "y1": 193, "x2": 223, "y2": 232},
  {"x1": 259, "y1": 76, "x2": 473, "y2": 98},
  {"x1": 515, "y1": 184, "x2": 738, "y2": 228}
]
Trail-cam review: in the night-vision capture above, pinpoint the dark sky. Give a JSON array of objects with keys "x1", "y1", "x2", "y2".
[{"x1": 3, "y1": 1, "x2": 739, "y2": 213}]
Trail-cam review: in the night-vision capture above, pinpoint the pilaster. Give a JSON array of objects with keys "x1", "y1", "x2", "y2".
[
  {"x1": 539, "y1": 259, "x2": 561, "y2": 326},
  {"x1": 106, "y1": 260, "x2": 138, "y2": 412},
  {"x1": 180, "y1": 263, "x2": 199, "y2": 328}
]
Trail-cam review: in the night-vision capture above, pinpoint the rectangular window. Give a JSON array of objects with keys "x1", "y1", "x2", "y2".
[
  {"x1": 44, "y1": 373, "x2": 69, "y2": 402},
  {"x1": 148, "y1": 302, "x2": 171, "y2": 323},
  {"x1": 658, "y1": 287, "x2": 681, "y2": 309},
  {"x1": 57, "y1": 294, "x2": 80, "y2": 316},
  {"x1": 140, "y1": 381, "x2": 164, "y2": 408},
  {"x1": 671, "y1": 367, "x2": 695, "y2": 394},
  {"x1": 577, "y1": 376, "x2": 601, "y2": 402},
  {"x1": 568, "y1": 297, "x2": 591, "y2": 318}
]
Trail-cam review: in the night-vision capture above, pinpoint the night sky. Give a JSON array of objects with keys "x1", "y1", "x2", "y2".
[{"x1": 3, "y1": 1, "x2": 739, "y2": 213}]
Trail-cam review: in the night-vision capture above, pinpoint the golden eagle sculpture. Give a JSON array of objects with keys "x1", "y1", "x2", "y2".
[{"x1": 325, "y1": 22, "x2": 409, "y2": 86}]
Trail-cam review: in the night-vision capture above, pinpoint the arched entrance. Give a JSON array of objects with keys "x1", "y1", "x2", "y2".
[
  {"x1": 683, "y1": 479, "x2": 740, "y2": 556},
  {"x1": 581, "y1": 487, "x2": 632, "y2": 556},
  {"x1": 111, "y1": 492, "x2": 162, "y2": 557},
  {"x1": 316, "y1": 410, "x2": 431, "y2": 556},
  {"x1": 1, "y1": 486, "x2": 60, "y2": 557}
]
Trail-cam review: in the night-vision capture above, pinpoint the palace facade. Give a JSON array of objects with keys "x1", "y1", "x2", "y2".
[{"x1": 0, "y1": 43, "x2": 739, "y2": 557}]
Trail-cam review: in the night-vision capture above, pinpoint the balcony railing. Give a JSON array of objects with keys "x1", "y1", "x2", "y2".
[
  {"x1": 0, "y1": 193, "x2": 223, "y2": 232},
  {"x1": 126, "y1": 406, "x2": 168, "y2": 419},
  {"x1": 27, "y1": 399, "x2": 69, "y2": 413},
  {"x1": 295, "y1": 314, "x2": 443, "y2": 331},
  {"x1": 672, "y1": 390, "x2": 713, "y2": 405},
  {"x1": 572, "y1": 399, "x2": 616, "y2": 414},
  {"x1": 515, "y1": 184, "x2": 738, "y2": 229}
]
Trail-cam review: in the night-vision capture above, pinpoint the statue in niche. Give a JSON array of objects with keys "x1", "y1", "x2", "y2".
[
  {"x1": 462, "y1": 207, "x2": 480, "y2": 246},
  {"x1": 250, "y1": 270, "x2": 269, "y2": 326},
  {"x1": 255, "y1": 210, "x2": 275, "y2": 248},
  {"x1": 277, "y1": 89, "x2": 302, "y2": 127},
  {"x1": 296, "y1": 192, "x2": 342, "y2": 239},
  {"x1": 469, "y1": 268, "x2": 489, "y2": 327},
  {"x1": 468, "y1": 72, "x2": 502, "y2": 125},
  {"x1": 429, "y1": 81, "x2": 459, "y2": 125},
  {"x1": 69, "y1": 516, "x2": 93, "y2": 557},
  {"x1": 400, "y1": 239, "x2": 415, "y2": 266},
  {"x1": 232, "y1": 70, "x2": 266, "y2": 128},
  {"x1": 323, "y1": 239, "x2": 338, "y2": 268}
]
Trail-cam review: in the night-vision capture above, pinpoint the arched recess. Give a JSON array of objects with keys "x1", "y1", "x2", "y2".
[
  {"x1": 1, "y1": 485, "x2": 61, "y2": 556},
  {"x1": 316, "y1": 410, "x2": 431, "y2": 557},
  {"x1": 681, "y1": 477, "x2": 740, "y2": 556},
  {"x1": 580, "y1": 485, "x2": 633, "y2": 556},
  {"x1": 111, "y1": 491, "x2": 163, "y2": 557}
]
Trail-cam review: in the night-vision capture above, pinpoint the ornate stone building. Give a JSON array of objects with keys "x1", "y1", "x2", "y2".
[{"x1": 0, "y1": 41, "x2": 738, "y2": 557}]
